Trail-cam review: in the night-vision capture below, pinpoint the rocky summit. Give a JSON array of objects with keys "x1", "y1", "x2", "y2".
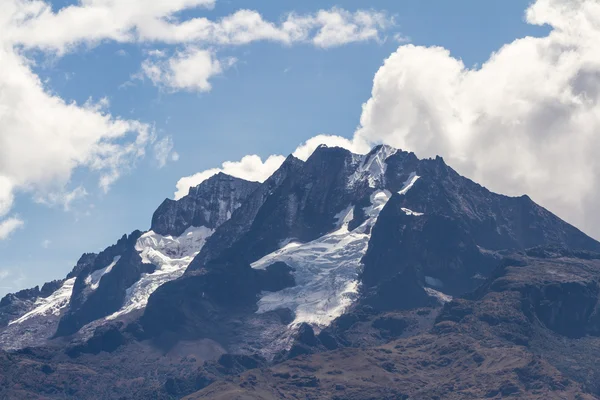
[{"x1": 1, "y1": 145, "x2": 600, "y2": 399}]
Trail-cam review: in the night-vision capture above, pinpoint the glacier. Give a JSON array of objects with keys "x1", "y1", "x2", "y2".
[
  {"x1": 107, "y1": 226, "x2": 214, "y2": 320},
  {"x1": 9, "y1": 277, "x2": 76, "y2": 326},
  {"x1": 398, "y1": 172, "x2": 420, "y2": 195},
  {"x1": 251, "y1": 190, "x2": 392, "y2": 330},
  {"x1": 85, "y1": 256, "x2": 121, "y2": 291}
]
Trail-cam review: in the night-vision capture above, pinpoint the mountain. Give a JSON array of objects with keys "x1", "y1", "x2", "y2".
[
  {"x1": 1, "y1": 145, "x2": 600, "y2": 399},
  {"x1": 0, "y1": 173, "x2": 259, "y2": 349}
]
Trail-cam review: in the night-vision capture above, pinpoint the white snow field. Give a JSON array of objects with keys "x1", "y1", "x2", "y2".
[
  {"x1": 251, "y1": 189, "x2": 392, "y2": 330},
  {"x1": 9, "y1": 277, "x2": 76, "y2": 326},
  {"x1": 107, "y1": 226, "x2": 214, "y2": 319}
]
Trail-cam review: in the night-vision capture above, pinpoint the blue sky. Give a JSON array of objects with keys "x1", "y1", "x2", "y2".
[{"x1": 0, "y1": 0, "x2": 585, "y2": 296}]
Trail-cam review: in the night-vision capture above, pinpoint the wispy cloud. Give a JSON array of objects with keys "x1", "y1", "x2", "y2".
[{"x1": 0, "y1": 217, "x2": 24, "y2": 240}]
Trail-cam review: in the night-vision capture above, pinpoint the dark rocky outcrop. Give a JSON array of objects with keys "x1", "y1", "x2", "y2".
[
  {"x1": 140, "y1": 254, "x2": 296, "y2": 340},
  {"x1": 0, "y1": 280, "x2": 67, "y2": 328},
  {"x1": 190, "y1": 155, "x2": 304, "y2": 268},
  {"x1": 66, "y1": 322, "x2": 129, "y2": 357},
  {"x1": 362, "y1": 154, "x2": 600, "y2": 298},
  {"x1": 186, "y1": 249, "x2": 600, "y2": 400},
  {"x1": 55, "y1": 231, "x2": 153, "y2": 337},
  {"x1": 66, "y1": 253, "x2": 98, "y2": 279},
  {"x1": 189, "y1": 146, "x2": 378, "y2": 271},
  {"x1": 151, "y1": 173, "x2": 260, "y2": 237},
  {"x1": 2, "y1": 145, "x2": 600, "y2": 399}
]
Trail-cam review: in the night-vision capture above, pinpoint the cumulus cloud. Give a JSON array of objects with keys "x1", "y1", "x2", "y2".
[
  {"x1": 0, "y1": 218, "x2": 24, "y2": 240},
  {"x1": 173, "y1": 0, "x2": 600, "y2": 240},
  {"x1": 292, "y1": 134, "x2": 365, "y2": 161},
  {"x1": 174, "y1": 154, "x2": 286, "y2": 199},
  {"x1": 353, "y1": 0, "x2": 600, "y2": 239},
  {"x1": 6, "y1": 2, "x2": 391, "y2": 52},
  {"x1": 141, "y1": 48, "x2": 233, "y2": 92},
  {"x1": 174, "y1": 134, "x2": 366, "y2": 199},
  {"x1": 0, "y1": 42, "x2": 151, "y2": 236},
  {"x1": 0, "y1": 1, "x2": 394, "y2": 239},
  {"x1": 127, "y1": 8, "x2": 392, "y2": 48},
  {"x1": 135, "y1": 8, "x2": 391, "y2": 90},
  {"x1": 309, "y1": 8, "x2": 392, "y2": 48},
  {"x1": 3, "y1": 0, "x2": 217, "y2": 53},
  {"x1": 0, "y1": 1, "x2": 156, "y2": 239},
  {"x1": 5, "y1": 1, "x2": 392, "y2": 91},
  {"x1": 0, "y1": 177, "x2": 15, "y2": 218}
]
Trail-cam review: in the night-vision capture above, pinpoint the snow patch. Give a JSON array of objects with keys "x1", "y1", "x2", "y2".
[
  {"x1": 334, "y1": 205, "x2": 354, "y2": 231},
  {"x1": 424, "y1": 287, "x2": 453, "y2": 304},
  {"x1": 398, "y1": 172, "x2": 420, "y2": 195},
  {"x1": 85, "y1": 256, "x2": 121, "y2": 291},
  {"x1": 401, "y1": 207, "x2": 424, "y2": 216},
  {"x1": 106, "y1": 226, "x2": 213, "y2": 320},
  {"x1": 349, "y1": 145, "x2": 397, "y2": 188},
  {"x1": 366, "y1": 190, "x2": 392, "y2": 218},
  {"x1": 278, "y1": 238, "x2": 303, "y2": 250},
  {"x1": 425, "y1": 276, "x2": 444, "y2": 288},
  {"x1": 9, "y1": 278, "x2": 76, "y2": 325},
  {"x1": 251, "y1": 190, "x2": 391, "y2": 330}
]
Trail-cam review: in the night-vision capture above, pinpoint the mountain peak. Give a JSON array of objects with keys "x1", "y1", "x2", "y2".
[{"x1": 151, "y1": 173, "x2": 260, "y2": 237}]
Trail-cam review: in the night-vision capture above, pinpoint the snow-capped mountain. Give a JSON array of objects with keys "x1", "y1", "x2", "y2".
[
  {"x1": 0, "y1": 144, "x2": 598, "y2": 350},
  {"x1": 140, "y1": 144, "x2": 599, "y2": 356},
  {"x1": 0, "y1": 173, "x2": 259, "y2": 348},
  {"x1": 2, "y1": 145, "x2": 600, "y2": 399}
]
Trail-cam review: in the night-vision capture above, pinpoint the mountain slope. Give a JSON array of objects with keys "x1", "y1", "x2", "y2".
[
  {"x1": 0, "y1": 173, "x2": 260, "y2": 348},
  {"x1": 140, "y1": 145, "x2": 599, "y2": 350},
  {"x1": 1, "y1": 145, "x2": 600, "y2": 400}
]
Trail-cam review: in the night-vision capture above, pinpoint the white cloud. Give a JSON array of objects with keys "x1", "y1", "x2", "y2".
[
  {"x1": 292, "y1": 134, "x2": 365, "y2": 161},
  {"x1": 353, "y1": 0, "x2": 600, "y2": 239},
  {"x1": 174, "y1": 134, "x2": 362, "y2": 199},
  {"x1": 310, "y1": 8, "x2": 392, "y2": 48},
  {"x1": 141, "y1": 48, "x2": 232, "y2": 92},
  {"x1": 0, "y1": 44, "x2": 151, "y2": 215},
  {"x1": 0, "y1": 0, "x2": 394, "y2": 239},
  {"x1": 5, "y1": 2, "x2": 392, "y2": 53},
  {"x1": 0, "y1": 177, "x2": 15, "y2": 218},
  {"x1": 0, "y1": 3, "x2": 155, "y2": 239},
  {"x1": 0, "y1": 217, "x2": 24, "y2": 240},
  {"x1": 41, "y1": 239, "x2": 51, "y2": 249},
  {"x1": 134, "y1": 8, "x2": 392, "y2": 48},
  {"x1": 3, "y1": 0, "x2": 217, "y2": 53},
  {"x1": 172, "y1": 0, "x2": 600, "y2": 241},
  {"x1": 153, "y1": 136, "x2": 178, "y2": 168},
  {"x1": 36, "y1": 187, "x2": 89, "y2": 211},
  {"x1": 174, "y1": 154, "x2": 286, "y2": 199}
]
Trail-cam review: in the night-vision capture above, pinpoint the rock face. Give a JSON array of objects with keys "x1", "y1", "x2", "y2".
[
  {"x1": 1, "y1": 172, "x2": 261, "y2": 346},
  {"x1": 190, "y1": 155, "x2": 304, "y2": 269},
  {"x1": 184, "y1": 249, "x2": 600, "y2": 400},
  {"x1": 151, "y1": 173, "x2": 260, "y2": 237},
  {"x1": 142, "y1": 145, "x2": 394, "y2": 339},
  {"x1": 0, "y1": 253, "x2": 96, "y2": 329},
  {"x1": 55, "y1": 231, "x2": 152, "y2": 337},
  {"x1": 142, "y1": 144, "x2": 599, "y2": 346},
  {"x1": 2, "y1": 144, "x2": 600, "y2": 400},
  {"x1": 189, "y1": 146, "x2": 373, "y2": 270},
  {"x1": 362, "y1": 152, "x2": 600, "y2": 300},
  {"x1": 0, "y1": 285, "x2": 60, "y2": 328},
  {"x1": 140, "y1": 254, "x2": 296, "y2": 340}
]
